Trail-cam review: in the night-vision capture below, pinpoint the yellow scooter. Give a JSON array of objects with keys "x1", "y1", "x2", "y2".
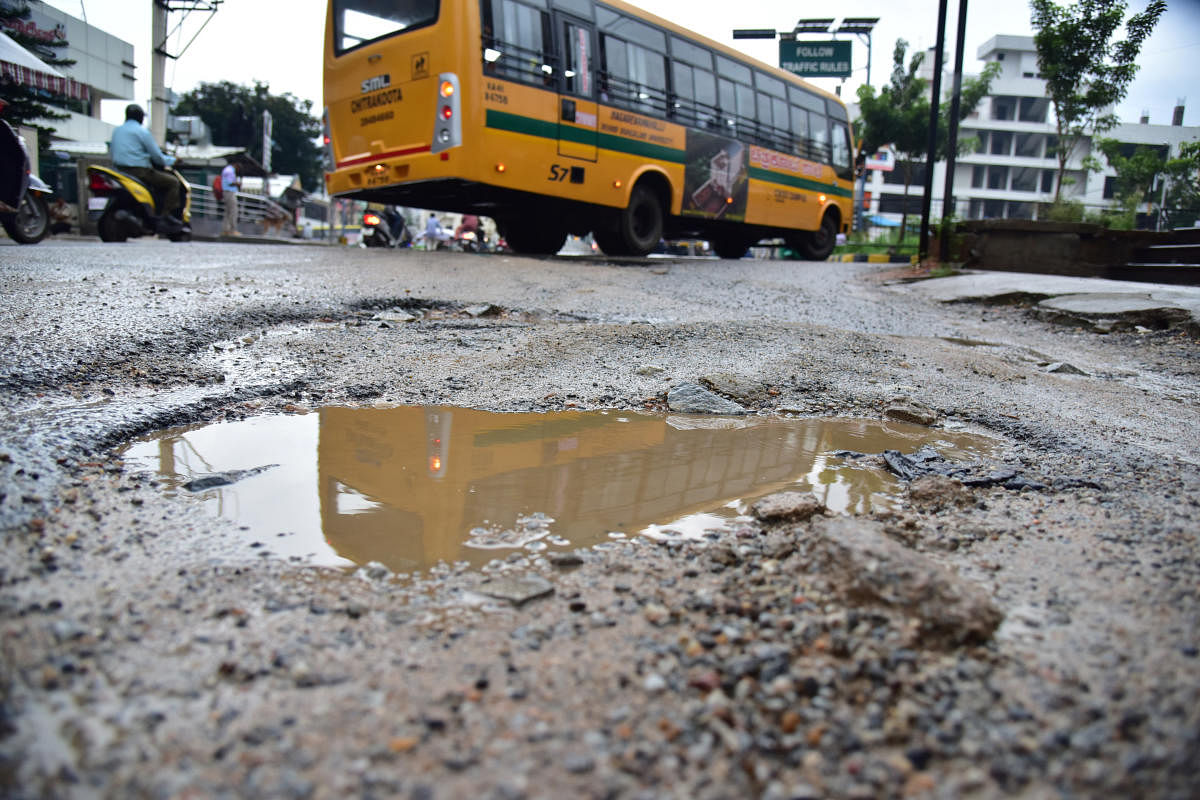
[{"x1": 86, "y1": 164, "x2": 191, "y2": 242}]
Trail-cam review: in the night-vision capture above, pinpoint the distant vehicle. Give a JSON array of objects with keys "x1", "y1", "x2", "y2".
[
  {"x1": 86, "y1": 164, "x2": 191, "y2": 242},
  {"x1": 321, "y1": 0, "x2": 854, "y2": 259},
  {"x1": 361, "y1": 208, "x2": 410, "y2": 247},
  {"x1": 0, "y1": 116, "x2": 51, "y2": 245}
]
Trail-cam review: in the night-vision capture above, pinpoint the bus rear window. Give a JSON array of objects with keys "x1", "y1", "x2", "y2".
[{"x1": 335, "y1": 0, "x2": 439, "y2": 53}]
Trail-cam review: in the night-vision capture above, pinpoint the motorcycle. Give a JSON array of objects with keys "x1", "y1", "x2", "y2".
[
  {"x1": 452, "y1": 229, "x2": 483, "y2": 253},
  {"x1": 0, "y1": 118, "x2": 52, "y2": 245},
  {"x1": 86, "y1": 163, "x2": 191, "y2": 242},
  {"x1": 361, "y1": 209, "x2": 410, "y2": 248}
]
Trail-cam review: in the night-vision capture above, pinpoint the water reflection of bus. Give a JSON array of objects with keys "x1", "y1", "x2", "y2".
[
  {"x1": 315, "y1": 408, "x2": 911, "y2": 571},
  {"x1": 322, "y1": 0, "x2": 854, "y2": 258}
]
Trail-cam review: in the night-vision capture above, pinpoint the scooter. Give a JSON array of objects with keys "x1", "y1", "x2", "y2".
[
  {"x1": 0, "y1": 118, "x2": 52, "y2": 245},
  {"x1": 452, "y1": 229, "x2": 483, "y2": 253},
  {"x1": 86, "y1": 163, "x2": 191, "y2": 242},
  {"x1": 361, "y1": 209, "x2": 410, "y2": 248}
]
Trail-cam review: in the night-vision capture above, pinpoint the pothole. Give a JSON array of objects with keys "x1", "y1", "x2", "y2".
[{"x1": 118, "y1": 407, "x2": 1000, "y2": 572}]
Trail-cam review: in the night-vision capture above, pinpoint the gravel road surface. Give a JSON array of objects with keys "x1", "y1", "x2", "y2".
[{"x1": 1, "y1": 239, "x2": 1197, "y2": 799}]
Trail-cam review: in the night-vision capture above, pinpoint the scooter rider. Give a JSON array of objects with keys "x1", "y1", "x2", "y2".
[{"x1": 110, "y1": 104, "x2": 184, "y2": 233}]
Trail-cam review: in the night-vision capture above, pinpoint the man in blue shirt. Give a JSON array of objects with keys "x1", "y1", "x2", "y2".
[{"x1": 110, "y1": 104, "x2": 183, "y2": 232}]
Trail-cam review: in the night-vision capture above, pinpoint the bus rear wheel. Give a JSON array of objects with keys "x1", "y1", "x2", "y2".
[
  {"x1": 794, "y1": 212, "x2": 839, "y2": 261},
  {"x1": 711, "y1": 234, "x2": 752, "y2": 260},
  {"x1": 502, "y1": 219, "x2": 566, "y2": 256},
  {"x1": 612, "y1": 184, "x2": 663, "y2": 257}
]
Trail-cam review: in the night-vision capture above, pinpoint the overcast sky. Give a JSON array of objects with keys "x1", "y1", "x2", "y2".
[{"x1": 43, "y1": 0, "x2": 1200, "y2": 128}]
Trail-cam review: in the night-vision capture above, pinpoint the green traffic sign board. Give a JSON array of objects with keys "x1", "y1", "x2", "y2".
[{"x1": 778, "y1": 39, "x2": 852, "y2": 78}]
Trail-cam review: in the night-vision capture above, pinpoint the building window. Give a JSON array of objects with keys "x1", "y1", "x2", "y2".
[
  {"x1": 991, "y1": 96, "x2": 1016, "y2": 121},
  {"x1": 1011, "y1": 167, "x2": 1038, "y2": 192},
  {"x1": 975, "y1": 131, "x2": 988, "y2": 153},
  {"x1": 1041, "y1": 170, "x2": 1055, "y2": 193},
  {"x1": 983, "y1": 199, "x2": 1005, "y2": 217},
  {"x1": 1045, "y1": 136, "x2": 1058, "y2": 159},
  {"x1": 972, "y1": 165, "x2": 985, "y2": 188},
  {"x1": 968, "y1": 199, "x2": 984, "y2": 218},
  {"x1": 990, "y1": 131, "x2": 1013, "y2": 156},
  {"x1": 1015, "y1": 133, "x2": 1043, "y2": 158},
  {"x1": 1103, "y1": 176, "x2": 1117, "y2": 200},
  {"x1": 1018, "y1": 97, "x2": 1049, "y2": 123},
  {"x1": 987, "y1": 165, "x2": 1009, "y2": 190}
]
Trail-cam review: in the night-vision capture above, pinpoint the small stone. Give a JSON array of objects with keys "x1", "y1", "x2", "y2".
[
  {"x1": 750, "y1": 492, "x2": 826, "y2": 523},
  {"x1": 643, "y1": 673, "x2": 668, "y2": 692},
  {"x1": 908, "y1": 475, "x2": 970, "y2": 509},
  {"x1": 475, "y1": 574, "x2": 554, "y2": 606},
  {"x1": 883, "y1": 397, "x2": 936, "y2": 426},
  {"x1": 635, "y1": 364, "x2": 665, "y2": 376},
  {"x1": 564, "y1": 753, "x2": 595, "y2": 773},
  {"x1": 1045, "y1": 361, "x2": 1088, "y2": 376}
]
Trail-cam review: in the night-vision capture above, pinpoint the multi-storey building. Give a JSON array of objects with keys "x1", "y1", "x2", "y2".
[
  {"x1": 860, "y1": 34, "x2": 1198, "y2": 227},
  {"x1": 0, "y1": 0, "x2": 135, "y2": 144}
]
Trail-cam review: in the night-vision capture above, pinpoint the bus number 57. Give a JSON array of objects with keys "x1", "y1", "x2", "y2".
[{"x1": 547, "y1": 164, "x2": 569, "y2": 182}]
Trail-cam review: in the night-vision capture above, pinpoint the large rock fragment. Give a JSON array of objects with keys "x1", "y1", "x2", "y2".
[
  {"x1": 666, "y1": 381, "x2": 748, "y2": 415},
  {"x1": 804, "y1": 517, "x2": 1003, "y2": 646}
]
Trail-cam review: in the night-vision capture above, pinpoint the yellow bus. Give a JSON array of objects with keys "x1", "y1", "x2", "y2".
[{"x1": 323, "y1": 0, "x2": 855, "y2": 258}]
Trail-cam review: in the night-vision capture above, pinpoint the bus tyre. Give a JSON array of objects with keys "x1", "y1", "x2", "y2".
[
  {"x1": 711, "y1": 235, "x2": 751, "y2": 260},
  {"x1": 798, "y1": 212, "x2": 838, "y2": 261},
  {"x1": 615, "y1": 184, "x2": 663, "y2": 257},
  {"x1": 503, "y1": 220, "x2": 566, "y2": 256}
]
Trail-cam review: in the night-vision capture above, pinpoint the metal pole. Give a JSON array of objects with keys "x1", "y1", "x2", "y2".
[
  {"x1": 918, "y1": 0, "x2": 949, "y2": 262},
  {"x1": 939, "y1": 0, "x2": 969, "y2": 258},
  {"x1": 150, "y1": 0, "x2": 168, "y2": 144}
]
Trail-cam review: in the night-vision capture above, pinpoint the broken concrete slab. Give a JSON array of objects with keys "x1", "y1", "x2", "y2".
[
  {"x1": 1035, "y1": 293, "x2": 1193, "y2": 332},
  {"x1": 895, "y1": 271, "x2": 1200, "y2": 333}
]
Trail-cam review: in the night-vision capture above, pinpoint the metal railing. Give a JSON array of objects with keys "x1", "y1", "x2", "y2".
[{"x1": 187, "y1": 182, "x2": 297, "y2": 238}]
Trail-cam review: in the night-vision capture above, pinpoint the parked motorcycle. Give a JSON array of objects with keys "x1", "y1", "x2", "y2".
[
  {"x1": 0, "y1": 118, "x2": 52, "y2": 245},
  {"x1": 361, "y1": 208, "x2": 410, "y2": 248},
  {"x1": 86, "y1": 163, "x2": 191, "y2": 242}
]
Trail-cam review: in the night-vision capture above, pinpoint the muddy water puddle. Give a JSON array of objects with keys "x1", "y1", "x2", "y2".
[{"x1": 120, "y1": 408, "x2": 998, "y2": 572}]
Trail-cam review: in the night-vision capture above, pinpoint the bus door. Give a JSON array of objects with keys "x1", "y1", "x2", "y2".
[{"x1": 556, "y1": 15, "x2": 598, "y2": 162}]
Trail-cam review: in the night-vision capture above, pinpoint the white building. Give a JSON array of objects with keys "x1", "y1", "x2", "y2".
[
  {"x1": 0, "y1": 0, "x2": 135, "y2": 144},
  {"x1": 861, "y1": 34, "x2": 1199, "y2": 227}
]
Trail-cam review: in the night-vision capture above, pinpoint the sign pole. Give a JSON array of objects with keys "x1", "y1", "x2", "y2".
[{"x1": 918, "y1": 0, "x2": 949, "y2": 262}]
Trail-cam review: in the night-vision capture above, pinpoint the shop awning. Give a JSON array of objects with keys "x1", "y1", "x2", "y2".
[{"x1": 0, "y1": 32, "x2": 90, "y2": 101}]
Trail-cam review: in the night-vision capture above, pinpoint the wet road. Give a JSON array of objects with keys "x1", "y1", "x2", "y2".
[{"x1": 2, "y1": 237, "x2": 1199, "y2": 798}]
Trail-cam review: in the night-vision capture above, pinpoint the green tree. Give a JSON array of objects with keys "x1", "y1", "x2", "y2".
[
  {"x1": 0, "y1": 2, "x2": 72, "y2": 152},
  {"x1": 171, "y1": 81, "x2": 323, "y2": 190},
  {"x1": 854, "y1": 40, "x2": 999, "y2": 242},
  {"x1": 1095, "y1": 138, "x2": 1200, "y2": 229},
  {"x1": 1031, "y1": 0, "x2": 1166, "y2": 204}
]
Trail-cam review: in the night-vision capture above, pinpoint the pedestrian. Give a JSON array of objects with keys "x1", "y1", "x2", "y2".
[
  {"x1": 423, "y1": 213, "x2": 447, "y2": 249},
  {"x1": 220, "y1": 161, "x2": 241, "y2": 237},
  {"x1": 109, "y1": 104, "x2": 184, "y2": 233}
]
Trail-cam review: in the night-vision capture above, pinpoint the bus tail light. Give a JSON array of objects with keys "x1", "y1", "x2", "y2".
[
  {"x1": 321, "y1": 107, "x2": 335, "y2": 171},
  {"x1": 431, "y1": 73, "x2": 462, "y2": 154}
]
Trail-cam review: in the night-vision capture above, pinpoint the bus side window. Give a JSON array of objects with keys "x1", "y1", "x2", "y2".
[{"x1": 484, "y1": 0, "x2": 553, "y2": 86}]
